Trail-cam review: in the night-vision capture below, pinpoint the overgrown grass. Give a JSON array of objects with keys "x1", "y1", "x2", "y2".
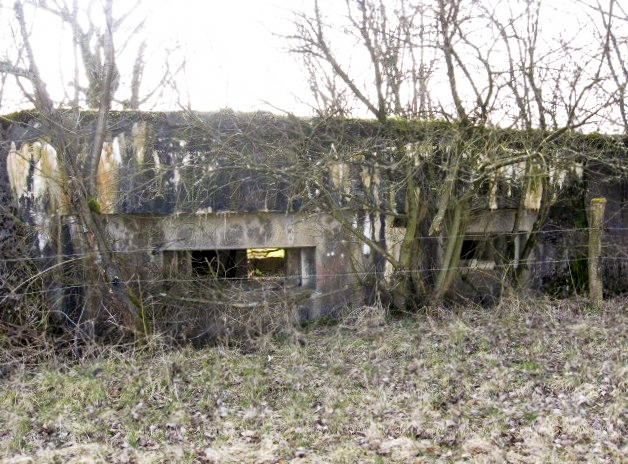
[{"x1": 1, "y1": 296, "x2": 626, "y2": 463}]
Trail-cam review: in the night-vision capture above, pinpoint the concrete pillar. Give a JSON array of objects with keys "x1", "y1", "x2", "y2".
[{"x1": 301, "y1": 247, "x2": 316, "y2": 289}]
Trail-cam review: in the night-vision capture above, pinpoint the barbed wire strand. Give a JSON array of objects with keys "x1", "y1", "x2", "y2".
[
  {"x1": 0, "y1": 226, "x2": 627, "y2": 264},
  {"x1": 2, "y1": 255, "x2": 627, "y2": 300}
]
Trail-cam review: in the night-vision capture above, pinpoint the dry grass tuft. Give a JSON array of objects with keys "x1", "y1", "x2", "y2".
[{"x1": 1, "y1": 296, "x2": 626, "y2": 463}]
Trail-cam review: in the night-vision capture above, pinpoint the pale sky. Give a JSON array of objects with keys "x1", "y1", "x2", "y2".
[
  {"x1": 149, "y1": 0, "x2": 312, "y2": 114},
  {"x1": 0, "y1": 0, "x2": 315, "y2": 115},
  {"x1": 1, "y1": 0, "x2": 622, "y2": 132}
]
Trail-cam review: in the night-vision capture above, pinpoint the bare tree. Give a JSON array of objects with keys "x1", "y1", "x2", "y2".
[
  {"x1": 290, "y1": 0, "x2": 621, "y2": 305},
  {"x1": 585, "y1": 0, "x2": 628, "y2": 133},
  {"x1": 0, "y1": 0, "x2": 159, "y2": 335}
]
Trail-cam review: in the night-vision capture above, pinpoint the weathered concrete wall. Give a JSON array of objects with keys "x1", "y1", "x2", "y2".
[
  {"x1": 524, "y1": 165, "x2": 628, "y2": 297},
  {"x1": 99, "y1": 211, "x2": 359, "y2": 318},
  {"x1": 467, "y1": 209, "x2": 537, "y2": 234},
  {"x1": 2, "y1": 112, "x2": 309, "y2": 217},
  {"x1": 2, "y1": 110, "x2": 626, "y2": 320}
]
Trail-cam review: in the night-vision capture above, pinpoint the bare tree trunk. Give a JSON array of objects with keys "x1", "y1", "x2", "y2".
[
  {"x1": 88, "y1": 0, "x2": 116, "y2": 196},
  {"x1": 12, "y1": 0, "x2": 143, "y2": 335},
  {"x1": 396, "y1": 165, "x2": 427, "y2": 304},
  {"x1": 514, "y1": 169, "x2": 550, "y2": 286},
  {"x1": 127, "y1": 40, "x2": 147, "y2": 110},
  {"x1": 433, "y1": 199, "x2": 468, "y2": 301}
]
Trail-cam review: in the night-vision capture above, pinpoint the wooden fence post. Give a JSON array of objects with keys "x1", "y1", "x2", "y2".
[{"x1": 588, "y1": 197, "x2": 606, "y2": 306}]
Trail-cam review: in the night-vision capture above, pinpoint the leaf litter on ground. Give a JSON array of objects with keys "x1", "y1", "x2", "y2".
[{"x1": 0, "y1": 295, "x2": 626, "y2": 463}]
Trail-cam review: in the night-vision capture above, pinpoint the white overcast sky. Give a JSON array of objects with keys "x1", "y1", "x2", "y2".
[
  {"x1": 118, "y1": 0, "x2": 600, "y2": 117},
  {"x1": 1, "y1": 0, "x2": 617, "y2": 129},
  {"x1": 0, "y1": 0, "x2": 316, "y2": 115},
  {"x1": 150, "y1": 0, "x2": 312, "y2": 114}
]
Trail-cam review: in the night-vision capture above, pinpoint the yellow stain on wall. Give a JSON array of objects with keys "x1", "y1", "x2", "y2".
[
  {"x1": 384, "y1": 215, "x2": 404, "y2": 279},
  {"x1": 361, "y1": 166, "x2": 380, "y2": 206},
  {"x1": 132, "y1": 121, "x2": 149, "y2": 165},
  {"x1": 7, "y1": 141, "x2": 65, "y2": 212},
  {"x1": 96, "y1": 141, "x2": 118, "y2": 214},
  {"x1": 7, "y1": 142, "x2": 30, "y2": 200},
  {"x1": 524, "y1": 185, "x2": 543, "y2": 210},
  {"x1": 489, "y1": 179, "x2": 499, "y2": 210},
  {"x1": 330, "y1": 161, "x2": 349, "y2": 193},
  {"x1": 524, "y1": 161, "x2": 543, "y2": 210},
  {"x1": 39, "y1": 144, "x2": 62, "y2": 210}
]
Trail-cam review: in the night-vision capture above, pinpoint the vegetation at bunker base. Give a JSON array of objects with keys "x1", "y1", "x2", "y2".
[{"x1": 1, "y1": 297, "x2": 626, "y2": 463}]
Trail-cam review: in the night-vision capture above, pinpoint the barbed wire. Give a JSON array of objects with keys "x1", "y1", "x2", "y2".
[
  {"x1": 0, "y1": 226, "x2": 626, "y2": 264},
  {"x1": 2, "y1": 255, "x2": 627, "y2": 300}
]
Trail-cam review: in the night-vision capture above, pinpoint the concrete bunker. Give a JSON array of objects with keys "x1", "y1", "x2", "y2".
[{"x1": 1, "y1": 111, "x2": 626, "y2": 330}]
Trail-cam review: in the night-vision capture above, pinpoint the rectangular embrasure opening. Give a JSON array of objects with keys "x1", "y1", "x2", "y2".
[
  {"x1": 163, "y1": 247, "x2": 316, "y2": 288},
  {"x1": 247, "y1": 248, "x2": 286, "y2": 277}
]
